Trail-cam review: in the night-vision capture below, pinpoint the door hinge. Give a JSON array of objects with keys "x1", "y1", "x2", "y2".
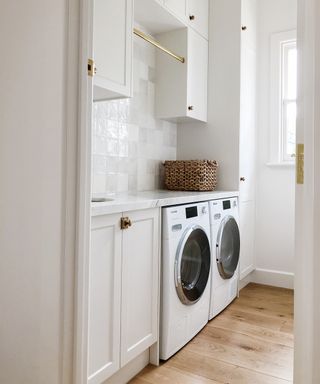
[
  {"x1": 296, "y1": 143, "x2": 304, "y2": 185},
  {"x1": 121, "y1": 217, "x2": 132, "y2": 230},
  {"x1": 88, "y1": 58, "x2": 96, "y2": 77}
]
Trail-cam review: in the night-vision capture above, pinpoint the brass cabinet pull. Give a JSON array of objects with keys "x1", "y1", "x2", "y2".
[{"x1": 121, "y1": 217, "x2": 132, "y2": 230}]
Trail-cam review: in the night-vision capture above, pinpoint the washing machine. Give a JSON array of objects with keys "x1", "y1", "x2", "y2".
[
  {"x1": 209, "y1": 197, "x2": 240, "y2": 320},
  {"x1": 160, "y1": 202, "x2": 211, "y2": 360}
]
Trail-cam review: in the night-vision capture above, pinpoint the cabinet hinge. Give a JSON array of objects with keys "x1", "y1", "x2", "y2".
[{"x1": 88, "y1": 58, "x2": 96, "y2": 77}]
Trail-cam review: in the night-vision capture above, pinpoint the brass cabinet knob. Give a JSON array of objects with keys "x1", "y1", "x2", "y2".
[
  {"x1": 189, "y1": 15, "x2": 195, "y2": 21},
  {"x1": 121, "y1": 217, "x2": 132, "y2": 230},
  {"x1": 240, "y1": 177, "x2": 246, "y2": 182},
  {"x1": 188, "y1": 105, "x2": 194, "y2": 111}
]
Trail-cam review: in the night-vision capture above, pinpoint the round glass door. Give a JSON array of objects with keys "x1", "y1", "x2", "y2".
[
  {"x1": 216, "y1": 216, "x2": 240, "y2": 279},
  {"x1": 175, "y1": 226, "x2": 211, "y2": 305}
]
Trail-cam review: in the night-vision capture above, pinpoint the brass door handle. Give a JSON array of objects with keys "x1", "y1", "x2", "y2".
[{"x1": 121, "y1": 217, "x2": 132, "y2": 230}]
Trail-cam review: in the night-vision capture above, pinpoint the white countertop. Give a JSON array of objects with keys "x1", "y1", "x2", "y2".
[{"x1": 91, "y1": 190, "x2": 239, "y2": 216}]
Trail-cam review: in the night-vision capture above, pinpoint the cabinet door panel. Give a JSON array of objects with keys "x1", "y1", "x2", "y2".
[
  {"x1": 188, "y1": 0, "x2": 209, "y2": 39},
  {"x1": 239, "y1": 0, "x2": 257, "y2": 202},
  {"x1": 187, "y1": 29, "x2": 208, "y2": 122},
  {"x1": 239, "y1": 200, "x2": 255, "y2": 280},
  {"x1": 93, "y1": 0, "x2": 133, "y2": 100},
  {"x1": 88, "y1": 214, "x2": 122, "y2": 384},
  {"x1": 164, "y1": 0, "x2": 187, "y2": 21},
  {"x1": 121, "y1": 208, "x2": 160, "y2": 366}
]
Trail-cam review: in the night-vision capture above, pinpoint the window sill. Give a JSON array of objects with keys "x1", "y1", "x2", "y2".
[{"x1": 266, "y1": 162, "x2": 295, "y2": 168}]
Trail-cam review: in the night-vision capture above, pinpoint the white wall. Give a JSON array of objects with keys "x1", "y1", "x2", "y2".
[
  {"x1": 92, "y1": 37, "x2": 177, "y2": 195},
  {"x1": 0, "y1": 1, "x2": 77, "y2": 383},
  {"x1": 253, "y1": 0, "x2": 297, "y2": 283}
]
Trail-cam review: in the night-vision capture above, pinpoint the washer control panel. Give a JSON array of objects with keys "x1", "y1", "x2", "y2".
[
  {"x1": 162, "y1": 202, "x2": 210, "y2": 239},
  {"x1": 209, "y1": 197, "x2": 239, "y2": 224}
]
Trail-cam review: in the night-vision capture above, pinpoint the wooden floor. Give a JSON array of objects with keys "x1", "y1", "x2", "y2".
[{"x1": 130, "y1": 283, "x2": 294, "y2": 384}]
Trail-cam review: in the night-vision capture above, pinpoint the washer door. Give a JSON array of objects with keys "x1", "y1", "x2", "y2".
[
  {"x1": 216, "y1": 216, "x2": 240, "y2": 279},
  {"x1": 175, "y1": 225, "x2": 211, "y2": 305}
]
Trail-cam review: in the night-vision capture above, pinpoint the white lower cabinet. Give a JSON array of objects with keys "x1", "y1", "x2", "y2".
[
  {"x1": 121, "y1": 209, "x2": 159, "y2": 365},
  {"x1": 88, "y1": 208, "x2": 160, "y2": 384},
  {"x1": 88, "y1": 213, "x2": 122, "y2": 384},
  {"x1": 239, "y1": 200, "x2": 255, "y2": 280}
]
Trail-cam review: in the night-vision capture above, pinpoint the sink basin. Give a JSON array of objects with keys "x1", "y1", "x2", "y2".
[{"x1": 91, "y1": 197, "x2": 114, "y2": 203}]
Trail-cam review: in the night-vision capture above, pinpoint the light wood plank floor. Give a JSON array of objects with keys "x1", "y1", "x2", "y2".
[{"x1": 130, "y1": 283, "x2": 294, "y2": 384}]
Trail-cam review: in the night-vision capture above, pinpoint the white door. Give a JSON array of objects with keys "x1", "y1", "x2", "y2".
[
  {"x1": 187, "y1": 28, "x2": 208, "y2": 122},
  {"x1": 93, "y1": 0, "x2": 133, "y2": 100},
  {"x1": 187, "y1": 0, "x2": 209, "y2": 39},
  {"x1": 88, "y1": 214, "x2": 122, "y2": 384},
  {"x1": 121, "y1": 208, "x2": 160, "y2": 366},
  {"x1": 294, "y1": 0, "x2": 320, "y2": 381}
]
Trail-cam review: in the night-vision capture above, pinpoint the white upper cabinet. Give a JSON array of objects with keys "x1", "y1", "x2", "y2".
[
  {"x1": 187, "y1": 0, "x2": 209, "y2": 39},
  {"x1": 164, "y1": 0, "x2": 188, "y2": 22},
  {"x1": 93, "y1": 0, "x2": 133, "y2": 101},
  {"x1": 239, "y1": 0, "x2": 257, "y2": 203},
  {"x1": 156, "y1": 28, "x2": 208, "y2": 123},
  {"x1": 164, "y1": 0, "x2": 209, "y2": 39},
  {"x1": 187, "y1": 29, "x2": 208, "y2": 121}
]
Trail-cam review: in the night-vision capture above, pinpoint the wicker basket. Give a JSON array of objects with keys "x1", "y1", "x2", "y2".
[{"x1": 164, "y1": 160, "x2": 218, "y2": 191}]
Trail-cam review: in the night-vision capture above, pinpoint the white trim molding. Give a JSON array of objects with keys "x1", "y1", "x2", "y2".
[
  {"x1": 251, "y1": 268, "x2": 294, "y2": 290},
  {"x1": 295, "y1": 0, "x2": 320, "y2": 381}
]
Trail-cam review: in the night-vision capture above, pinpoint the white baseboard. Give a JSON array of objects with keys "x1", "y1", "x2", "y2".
[
  {"x1": 250, "y1": 268, "x2": 294, "y2": 289},
  {"x1": 239, "y1": 272, "x2": 254, "y2": 290},
  {"x1": 105, "y1": 350, "x2": 149, "y2": 384}
]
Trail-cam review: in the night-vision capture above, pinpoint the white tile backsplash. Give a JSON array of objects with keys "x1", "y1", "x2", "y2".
[{"x1": 92, "y1": 38, "x2": 177, "y2": 194}]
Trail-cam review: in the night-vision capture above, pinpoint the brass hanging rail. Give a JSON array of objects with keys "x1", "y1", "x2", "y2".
[{"x1": 133, "y1": 28, "x2": 185, "y2": 64}]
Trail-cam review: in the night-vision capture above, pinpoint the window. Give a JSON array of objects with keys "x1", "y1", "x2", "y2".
[
  {"x1": 281, "y1": 40, "x2": 297, "y2": 161},
  {"x1": 270, "y1": 30, "x2": 297, "y2": 165}
]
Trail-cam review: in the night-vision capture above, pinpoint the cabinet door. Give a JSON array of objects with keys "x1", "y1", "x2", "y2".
[
  {"x1": 121, "y1": 208, "x2": 160, "y2": 366},
  {"x1": 187, "y1": 29, "x2": 208, "y2": 122},
  {"x1": 187, "y1": 0, "x2": 209, "y2": 39},
  {"x1": 239, "y1": 200, "x2": 255, "y2": 280},
  {"x1": 88, "y1": 214, "x2": 122, "y2": 384},
  {"x1": 239, "y1": 0, "x2": 257, "y2": 202},
  {"x1": 93, "y1": 0, "x2": 133, "y2": 100},
  {"x1": 164, "y1": 0, "x2": 187, "y2": 21}
]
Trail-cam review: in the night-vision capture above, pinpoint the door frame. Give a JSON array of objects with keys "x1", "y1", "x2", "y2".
[
  {"x1": 294, "y1": 0, "x2": 320, "y2": 381},
  {"x1": 74, "y1": 0, "x2": 93, "y2": 383},
  {"x1": 72, "y1": 0, "x2": 320, "y2": 382}
]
